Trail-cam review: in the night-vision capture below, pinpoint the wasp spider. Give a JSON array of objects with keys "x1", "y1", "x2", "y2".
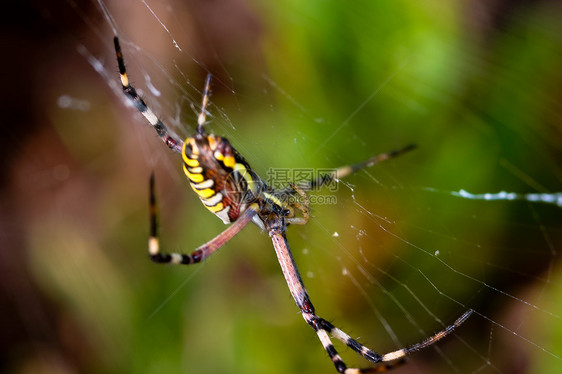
[{"x1": 114, "y1": 36, "x2": 472, "y2": 373}]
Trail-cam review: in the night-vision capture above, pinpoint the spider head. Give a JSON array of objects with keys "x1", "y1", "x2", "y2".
[{"x1": 260, "y1": 185, "x2": 309, "y2": 226}]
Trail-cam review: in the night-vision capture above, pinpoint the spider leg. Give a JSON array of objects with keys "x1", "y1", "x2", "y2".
[
  {"x1": 286, "y1": 182, "x2": 310, "y2": 225},
  {"x1": 304, "y1": 144, "x2": 417, "y2": 191},
  {"x1": 149, "y1": 173, "x2": 259, "y2": 264},
  {"x1": 269, "y1": 229, "x2": 472, "y2": 373},
  {"x1": 114, "y1": 36, "x2": 184, "y2": 154},
  {"x1": 196, "y1": 74, "x2": 212, "y2": 135}
]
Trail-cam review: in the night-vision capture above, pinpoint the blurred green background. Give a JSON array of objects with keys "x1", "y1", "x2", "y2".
[{"x1": 1, "y1": 0, "x2": 561, "y2": 373}]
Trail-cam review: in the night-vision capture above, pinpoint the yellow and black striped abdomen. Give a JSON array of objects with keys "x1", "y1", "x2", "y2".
[{"x1": 182, "y1": 134, "x2": 261, "y2": 224}]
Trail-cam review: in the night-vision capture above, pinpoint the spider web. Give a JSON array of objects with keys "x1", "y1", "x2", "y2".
[{"x1": 6, "y1": 0, "x2": 562, "y2": 373}]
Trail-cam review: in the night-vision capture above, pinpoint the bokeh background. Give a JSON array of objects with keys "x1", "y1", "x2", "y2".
[{"x1": 1, "y1": 0, "x2": 561, "y2": 373}]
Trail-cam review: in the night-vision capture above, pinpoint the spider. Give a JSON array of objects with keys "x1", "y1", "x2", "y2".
[{"x1": 114, "y1": 36, "x2": 472, "y2": 373}]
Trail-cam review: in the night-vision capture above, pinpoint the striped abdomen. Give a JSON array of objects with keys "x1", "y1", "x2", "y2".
[{"x1": 182, "y1": 134, "x2": 261, "y2": 224}]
